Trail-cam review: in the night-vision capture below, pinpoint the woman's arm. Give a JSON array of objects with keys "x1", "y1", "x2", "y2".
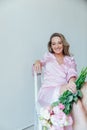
[
  {"x1": 33, "y1": 60, "x2": 42, "y2": 73},
  {"x1": 60, "y1": 76, "x2": 77, "y2": 95},
  {"x1": 33, "y1": 52, "x2": 48, "y2": 73}
]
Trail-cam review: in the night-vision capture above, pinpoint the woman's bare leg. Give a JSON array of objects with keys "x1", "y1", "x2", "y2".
[
  {"x1": 72, "y1": 82, "x2": 87, "y2": 130},
  {"x1": 81, "y1": 82, "x2": 87, "y2": 112}
]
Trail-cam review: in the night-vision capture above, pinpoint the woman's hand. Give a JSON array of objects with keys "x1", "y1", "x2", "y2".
[
  {"x1": 33, "y1": 60, "x2": 42, "y2": 73},
  {"x1": 66, "y1": 81, "x2": 77, "y2": 93},
  {"x1": 60, "y1": 81, "x2": 77, "y2": 95}
]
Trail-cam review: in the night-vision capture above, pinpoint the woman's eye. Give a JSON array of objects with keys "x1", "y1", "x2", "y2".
[
  {"x1": 58, "y1": 42, "x2": 62, "y2": 44},
  {"x1": 51, "y1": 42, "x2": 62, "y2": 45},
  {"x1": 52, "y1": 43, "x2": 56, "y2": 45}
]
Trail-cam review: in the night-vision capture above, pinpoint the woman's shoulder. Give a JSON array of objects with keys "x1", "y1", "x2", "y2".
[
  {"x1": 64, "y1": 55, "x2": 75, "y2": 62},
  {"x1": 64, "y1": 55, "x2": 76, "y2": 66},
  {"x1": 43, "y1": 52, "x2": 55, "y2": 60}
]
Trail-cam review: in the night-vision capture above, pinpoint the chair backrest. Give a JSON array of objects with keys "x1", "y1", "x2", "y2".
[
  {"x1": 34, "y1": 72, "x2": 42, "y2": 130},
  {"x1": 34, "y1": 72, "x2": 41, "y2": 110}
]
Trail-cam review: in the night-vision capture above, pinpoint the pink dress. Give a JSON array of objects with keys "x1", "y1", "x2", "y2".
[{"x1": 37, "y1": 52, "x2": 77, "y2": 130}]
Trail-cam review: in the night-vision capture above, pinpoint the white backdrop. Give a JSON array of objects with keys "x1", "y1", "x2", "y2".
[{"x1": 0, "y1": 0, "x2": 87, "y2": 130}]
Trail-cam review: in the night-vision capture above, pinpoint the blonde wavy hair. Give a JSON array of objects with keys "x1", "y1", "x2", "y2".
[{"x1": 48, "y1": 33, "x2": 70, "y2": 56}]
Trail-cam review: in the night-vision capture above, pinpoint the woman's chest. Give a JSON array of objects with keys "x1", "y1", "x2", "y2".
[{"x1": 44, "y1": 61, "x2": 68, "y2": 78}]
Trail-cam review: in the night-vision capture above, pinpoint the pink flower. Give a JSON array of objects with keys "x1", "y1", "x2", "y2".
[
  {"x1": 58, "y1": 103, "x2": 65, "y2": 110},
  {"x1": 58, "y1": 111, "x2": 65, "y2": 119},
  {"x1": 64, "y1": 115, "x2": 73, "y2": 126}
]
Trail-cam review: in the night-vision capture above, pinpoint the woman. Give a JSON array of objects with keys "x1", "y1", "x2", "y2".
[{"x1": 33, "y1": 33, "x2": 87, "y2": 130}]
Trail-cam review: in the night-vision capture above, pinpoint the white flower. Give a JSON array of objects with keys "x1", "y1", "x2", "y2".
[
  {"x1": 40, "y1": 107, "x2": 50, "y2": 120},
  {"x1": 52, "y1": 106, "x2": 59, "y2": 114},
  {"x1": 51, "y1": 115, "x2": 59, "y2": 126}
]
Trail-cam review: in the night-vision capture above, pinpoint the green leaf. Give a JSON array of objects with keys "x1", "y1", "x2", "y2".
[
  {"x1": 66, "y1": 104, "x2": 71, "y2": 110},
  {"x1": 68, "y1": 95, "x2": 73, "y2": 103},
  {"x1": 73, "y1": 96, "x2": 78, "y2": 103},
  {"x1": 51, "y1": 101, "x2": 59, "y2": 107},
  {"x1": 39, "y1": 117, "x2": 44, "y2": 120},
  {"x1": 77, "y1": 90, "x2": 83, "y2": 98}
]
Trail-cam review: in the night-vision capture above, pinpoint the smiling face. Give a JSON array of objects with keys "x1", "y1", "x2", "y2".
[
  {"x1": 48, "y1": 33, "x2": 70, "y2": 56},
  {"x1": 51, "y1": 36, "x2": 63, "y2": 55}
]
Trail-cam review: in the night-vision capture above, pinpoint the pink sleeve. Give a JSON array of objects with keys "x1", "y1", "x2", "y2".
[
  {"x1": 40, "y1": 52, "x2": 48, "y2": 66},
  {"x1": 66, "y1": 57, "x2": 77, "y2": 82}
]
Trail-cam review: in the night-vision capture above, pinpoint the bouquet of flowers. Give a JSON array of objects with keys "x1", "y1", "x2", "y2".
[
  {"x1": 39, "y1": 67, "x2": 87, "y2": 130},
  {"x1": 39, "y1": 103, "x2": 73, "y2": 130}
]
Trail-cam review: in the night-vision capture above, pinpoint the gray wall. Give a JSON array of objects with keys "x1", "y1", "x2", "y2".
[{"x1": 0, "y1": 0, "x2": 87, "y2": 130}]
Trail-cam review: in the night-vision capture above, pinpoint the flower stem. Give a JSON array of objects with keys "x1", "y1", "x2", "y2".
[{"x1": 43, "y1": 126, "x2": 48, "y2": 130}]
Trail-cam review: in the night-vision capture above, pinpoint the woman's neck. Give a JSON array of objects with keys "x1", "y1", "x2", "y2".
[
  {"x1": 54, "y1": 53, "x2": 64, "y2": 65},
  {"x1": 54, "y1": 53, "x2": 64, "y2": 59}
]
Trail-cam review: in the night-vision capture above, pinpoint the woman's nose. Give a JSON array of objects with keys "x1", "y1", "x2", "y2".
[{"x1": 55, "y1": 43, "x2": 59, "y2": 47}]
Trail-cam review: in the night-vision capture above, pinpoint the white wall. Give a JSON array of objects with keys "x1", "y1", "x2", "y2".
[{"x1": 0, "y1": 0, "x2": 87, "y2": 130}]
